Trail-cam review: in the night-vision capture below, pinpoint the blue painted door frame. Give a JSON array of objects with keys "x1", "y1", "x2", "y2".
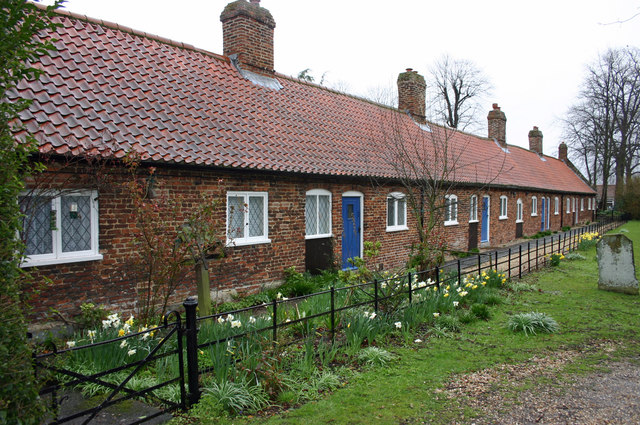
[
  {"x1": 541, "y1": 197, "x2": 546, "y2": 231},
  {"x1": 481, "y1": 196, "x2": 489, "y2": 243},
  {"x1": 342, "y1": 196, "x2": 361, "y2": 269}
]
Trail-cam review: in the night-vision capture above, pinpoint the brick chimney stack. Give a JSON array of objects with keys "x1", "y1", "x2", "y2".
[
  {"x1": 220, "y1": 0, "x2": 276, "y2": 75},
  {"x1": 397, "y1": 68, "x2": 426, "y2": 124},
  {"x1": 528, "y1": 126, "x2": 543, "y2": 155},
  {"x1": 487, "y1": 103, "x2": 507, "y2": 147},
  {"x1": 558, "y1": 142, "x2": 568, "y2": 161}
]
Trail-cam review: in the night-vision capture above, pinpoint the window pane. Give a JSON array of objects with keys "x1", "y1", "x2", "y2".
[
  {"x1": 318, "y1": 195, "x2": 330, "y2": 234},
  {"x1": 452, "y1": 199, "x2": 458, "y2": 221},
  {"x1": 470, "y1": 196, "x2": 477, "y2": 221},
  {"x1": 61, "y1": 195, "x2": 92, "y2": 252},
  {"x1": 228, "y1": 196, "x2": 245, "y2": 239},
  {"x1": 21, "y1": 196, "x2": 53, "y2": 256},
  {"x1": 387, "y1": 198, "x2": 396, "y2": 226},
  {"x1": 306, "y1": 195, "x2": 317, "y2": 235},
  {"x1": 398, "y1": 198, "x2": 406, "y2": 226},
  {"x1": 248, "y1": 196, "x2": 264, "y2": 237}
]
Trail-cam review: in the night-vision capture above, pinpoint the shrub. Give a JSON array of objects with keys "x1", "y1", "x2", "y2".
[
  {"x1": 577, "y1": 232, "x2": 600, "y2": 251},
  {"x1": 457, "y1": 310, "x2": 477, "y2": 324},
  {"x1": 471, "y1": 303, "x2": 491, "y2": 320},
  {"x1": 357, "y1": 347, "x2": 396, "y2": 367},
  {"x1": 546, "y1": 252, "x2": 565, "y2": 267},
  {"x1": 479, "y1": 269, "x2": 508, "y2": 288},
  {"x1": 433, "y1": 315, "x2": 461, "y2": 333},
  {"x1": 201, "y1": 379, "x2": 269, "y2": 414},
  {"x1": 507, "y1": 312, "x2": 559, "y2": 336},
  {"x1": 565, "y1": 252, "x2": 586, "y2": 261}
]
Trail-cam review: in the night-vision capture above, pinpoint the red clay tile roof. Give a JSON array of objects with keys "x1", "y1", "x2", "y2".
[{"x1": 11, "y1": 9, "x2": 595, "y2": 195}]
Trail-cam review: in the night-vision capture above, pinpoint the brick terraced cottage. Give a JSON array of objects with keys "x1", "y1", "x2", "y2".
[{"x1": 12, "y1": 1, "x2": 596, "y2": 319}]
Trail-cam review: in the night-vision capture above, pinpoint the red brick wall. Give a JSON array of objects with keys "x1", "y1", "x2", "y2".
[{"x1": 24, "y1": 163, "x2": 596, "y2": 321}]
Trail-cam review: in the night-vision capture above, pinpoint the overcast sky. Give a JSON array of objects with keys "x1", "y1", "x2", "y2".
[{"x1": 42, "y1": 0, "x2": 639, "y2": 156}]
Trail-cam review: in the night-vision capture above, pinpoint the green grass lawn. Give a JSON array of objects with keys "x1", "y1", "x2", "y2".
[{"x1": 185, "y1": 222, "x2": 640, "y2": 425}]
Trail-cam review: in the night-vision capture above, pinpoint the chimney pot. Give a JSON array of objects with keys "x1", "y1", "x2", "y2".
[
  {"x1": 528, "y1": 126, "x2": 543, "y2": 155},
  {"x1": 221, "y1": 0, "x2": 276, "y2": 74},
  {"x1": 558, "y1": 142, "x2": 568, "y2": 161},
  {"x1": 397, "y1": 68, "x2": 426, "y2": 124},
  {"x1": 487, "y1": 103, "x2": 507, "y2": 147}
]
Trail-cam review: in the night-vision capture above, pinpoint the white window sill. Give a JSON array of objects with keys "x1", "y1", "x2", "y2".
[
  {"x1": 444, "y1": 220, "x2": 459, "y2": 227},
  {"x1": 531, "y1": 213, "x2": 538, "y2": 217},
  {"x1": 386, "y1": 225, "x2": 408, "y2": 232},
  {"x1": 21, "y1": 253, "x2": 103, "y2": 268},
  {"x1": 516, "y1": 220, "x2": 523, "y2": 223},
  {"x1": 469, "y1": 219, "x2": 479, "y2": 224},
  {"x1": 305, "y1": 233, "x2": 333, "y2": 240},
  {"x1": 554, "y1": 212, "x2": 559, "y2": 215},
  {"x1": 499, "y1": 216, "x2": 508, "y2": 220},
  {"x1": 226, "y1": 238, "x2": 272, "y2": 247}
]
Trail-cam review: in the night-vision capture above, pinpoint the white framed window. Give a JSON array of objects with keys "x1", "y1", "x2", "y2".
[
  {"x1": 580, "y1": 198, "x2": 584, "y2": 211},
  {"x1": 306, "y1": 189, "x2": 332, "y2": 238},
  {"x1": 19, "y1": 190, "x2": 102, "y2": 267},
  {"x1": 226, "y1": 191, "x2": 270, "y2": 246},
  {"x1": 573, "y1": 197, "x2": 577, "y2": 212},
  {"x1": 554, "y1": 197, "x2": 559, "y2": 215},
  {"x1": 516, "y1": 199, "x2": 523, "y2": 222},
  {"x1": 499, "y1": 196, "x2": 508, "y2": 219},
  {"x1": 566, "y1": 198, "x2": 571, "y2": 213},
  {"x1": 444, "y1": 194, "x2": 458, "y2": 226},
  {"x1": 386, "y1": 192, "x2": 408, "y2": 231},
  {"x1": 469, "y1": 195, "x2": 478, "y2": 222},
  {"x1": 531, "y1": 196, "x2": 538, "y2": 216},
  {"x1": 588, "y1": 198, "x2": 592, "y2": 210}
]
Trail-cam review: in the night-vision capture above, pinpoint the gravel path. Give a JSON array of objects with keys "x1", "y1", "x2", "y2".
[{"x1": 439, "y1": 342, "x2": 640, "y2": 424}]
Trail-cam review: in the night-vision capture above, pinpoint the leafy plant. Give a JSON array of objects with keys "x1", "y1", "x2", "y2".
[
  {"x1": 357, "y1": 347, "x2": 395, "y2": 367},
  {"x1": 470, "y1": 303, "x2": 491, "y2": 320},
  {"x1": 547, "y1": 252, "x2": 565, "y2": 267},
  {"x1": 507, "y1": 312, "x2": 559, "y2": 335},
  {"x1": 200, "y1": 379, "x2": 269, "y2": 415},
  {"x1": 433, "y1": 314, "x2": 461, "y2": 332}
]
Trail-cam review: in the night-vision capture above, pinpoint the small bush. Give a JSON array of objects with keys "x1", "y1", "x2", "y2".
[
  {"x1": 480, "y1": 269, "x2": 508, "y2": 288},
  {"x1": 507, "y1": 312, "x2": 559, "y2": 336},
  {"x1": 457, "y1": 310, "x2": 477, "y2": 324},
  {"x1": 471, "y1": 303, "x2": 491, "y2": 320},
  {"x1": 433, "y1": 315, "x2": 461, "y2": 333},
  {"x1": 508, "y1": 281, "x2": 537, "y2": 292},
  {"x1": 476, "y1": 288, "x2": 504, "y2": 306},
  {"x1": 565, "y1": 252, "x2": 586, "y2": 261},
  {"x1": 201, "y1": 379, "x2": 269, "y2": 414},
  {"x1": 547, "y1": 252, "x2": 565, "y2": 267},
  {"x1": 562, "y1": 226, "x2": 571, "y2": 232},
  {"x1": 577, "y1": 232, "x2": 600, "y2": 251},
  {"x1": 357, "y1": 347, "x2": 395, "y2": 367}
]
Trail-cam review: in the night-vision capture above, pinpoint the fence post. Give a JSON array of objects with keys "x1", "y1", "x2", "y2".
[
  {"x1": 457, "y1": 260, "x2": 461, "y2": 285},
  {"x1": 183, "y1": 297, "x2": 200, "y2": 407},
  {"x1": 272, "y1": 298, "x2": 278, "y2": 349},
  {"x1": 536, "y1": 239, "x2": 539, "y2": 269},
  {"x1": 435, "y1": 266, "x2": 440, "y2": 290},
  {"x1": 518, "y1": 245, "x2": 522, "y2": 279},
  {"x1": 508, "y1": 248, "x2": 512, "y2": 278},
  {"x1": 374, "y1": 279, "x2": 379, "y2": 313},
  {"x1": 527, "y1": 242, "x2": 531, "y2": 273},
  {"x1": 495, "y1": 251, "x2": 498, "y2": 271},
  {"x1": 477, "y1": 254, "x2": 481, "y2": 275},
  {"x1": 407, "y1": 272, "x2": 412, "y2": 304},
  {"x1": 330, "y1": 286, "x2": 335, "y2": 343}
]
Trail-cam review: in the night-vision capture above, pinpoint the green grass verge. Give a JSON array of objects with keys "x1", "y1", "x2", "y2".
[{"x1": 179, "y1": 221, "x2": 640, "y2": 425}]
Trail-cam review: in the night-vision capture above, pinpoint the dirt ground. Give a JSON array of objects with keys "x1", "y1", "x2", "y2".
[{"x1": 440, "y1": 342, "x2": 640, "y2": 424}]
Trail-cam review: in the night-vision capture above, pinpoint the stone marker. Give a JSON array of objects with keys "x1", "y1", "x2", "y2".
[{"x1": 596, "y1": 234, "x2": 639, "y2": 295}]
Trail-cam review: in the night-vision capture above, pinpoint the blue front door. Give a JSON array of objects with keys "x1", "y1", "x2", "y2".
[
  {"x1": 342, "y1": 197, "x2": 361, "y2": 269},
  {"x1": 481, "y1": 196, "x2": 489, "y2": 243},
  {"x1": 541, "y1": 197, "x2": 546, "y2": 231}
]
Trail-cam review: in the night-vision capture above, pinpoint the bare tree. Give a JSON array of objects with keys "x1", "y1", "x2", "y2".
[
  {"x1": 563, "y1": 47, "x2": 640, "y2": 209},
  {"x1": 368, "y1": 109, "x2": 508, "y2": 272},
  {"x1": 426, "y1": 54, "x2": 492, "y2": 132}
]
